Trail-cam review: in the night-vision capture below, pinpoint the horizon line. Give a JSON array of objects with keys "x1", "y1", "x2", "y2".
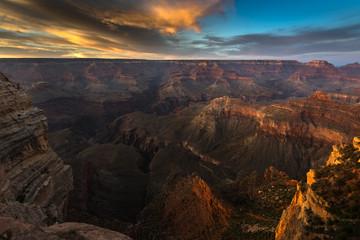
[{"x1": 0, "y1": 58, "x2": 357, "y2": 67}]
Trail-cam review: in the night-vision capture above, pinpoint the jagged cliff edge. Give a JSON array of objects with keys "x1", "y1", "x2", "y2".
[{"x1": 275, "y1": 137, "x2": 360, "y2": 239}]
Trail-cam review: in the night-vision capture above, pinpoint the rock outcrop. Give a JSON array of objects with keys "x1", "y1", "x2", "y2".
[
  {"x1": 138, "y1": 175, "x2": 230, "y2": 240},
  {"x1": 0, "y1": 73, "x2": 73, "y2": 226},
  {"x1": 207, "y1": 93, "x2": 360, "y2": 146},
  {"x1": 275, "y1": 137, "x2": 360, "y2": 240},
  {"x1": 161, "y1": 176, "x2": 230, "y2": 239},
  {"x1": 0, "y1": 216, "x2": 132, "y2": 240}
]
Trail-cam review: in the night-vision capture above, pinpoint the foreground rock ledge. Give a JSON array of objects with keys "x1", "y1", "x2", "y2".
[{"x1": 0, "y1": 217, "x2": 132, "y2": 240}]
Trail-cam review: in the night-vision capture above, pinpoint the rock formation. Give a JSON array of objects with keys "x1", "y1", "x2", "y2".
[
  {"x1": 0, "y1": 216, "x2": 132, "y2": 240},
  {"x1": 138, "y1": 175, "x2": 230, "y2": 240},
  {"x1": 161, "y1": 176, "x2": 229, "y2": 239},
  {"x1": 275, "y1": 137, "x2": 360, "y2": 240},
  {"x1": 0, "y1": 73, "x2": 73, "y2": 225},
  {"x1": 99, "y1": 93, "x2": 360, "y2": 179}
]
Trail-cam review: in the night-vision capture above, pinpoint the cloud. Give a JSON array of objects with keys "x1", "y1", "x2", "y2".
[
  {"x1": 90, "y1": 0, "x2": 231, "y2": 34},
  {"x1": 193, "y1": 24, "x2": 360, "y2": 61},
  {"x1": 0, "y1": 0, "x2": 231, "y2": 58},
  {"x1": 1, "y1": 0, "x2": 359, "y2": 64}
]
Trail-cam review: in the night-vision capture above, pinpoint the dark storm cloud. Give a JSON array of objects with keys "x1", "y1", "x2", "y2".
[
  {"x1": 194, "y1": 24, "x2": 360, "y2": 57},
  {"x1": 0, "y1": 0, "x2": 172, "y2": 52}
]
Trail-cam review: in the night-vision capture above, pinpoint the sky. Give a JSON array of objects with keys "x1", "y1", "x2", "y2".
[{"x1": 0, "y1": 0, "x2": 360, "y2": 65}]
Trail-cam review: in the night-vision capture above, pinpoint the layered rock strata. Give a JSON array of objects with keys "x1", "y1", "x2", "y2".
[
  {"x1": 0, "y1": 73, "x2": 73, "y2": 226},
  {"x1": 2, "y1": 59, "x2": 360, "y2": 134},
  {"x1": 99, "y1": 93, "x2": 360, "y2": 180},
  {"x1": 207, "y1": 93, "x2": 360, "y2": 145}
]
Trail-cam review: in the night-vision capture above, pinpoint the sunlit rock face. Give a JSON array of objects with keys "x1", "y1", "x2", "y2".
[
  {"x1": 138, "y1": 175, "x2": 230, "y2": 240},
  {"x1": 276, "y1": 137, "x2": 360, "y2": 240},
  {"x1": 99, "y1": 93, "x2": 360, "y2": 180},
  {"x1": 0, "y1": 73, "x2": 73, "y2": 226}
]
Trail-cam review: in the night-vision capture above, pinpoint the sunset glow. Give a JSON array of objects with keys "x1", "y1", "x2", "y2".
[{"x1": 0, "y1": 0, "x2": 359, "y2": 64}]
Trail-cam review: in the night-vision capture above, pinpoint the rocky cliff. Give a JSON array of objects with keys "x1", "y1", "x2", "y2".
[
  {"x1": 275, "y1": 137, "x2": 360, "y2": 240},
  {"x1": 99, "y1": 93, "x2": 360, "y2": 180},
  {"x1": 207, "y1": 93, "x2": 360, "y2": 145},
  {"x1": 0, "y1": 73, "x2": 73, "y2": 226}
]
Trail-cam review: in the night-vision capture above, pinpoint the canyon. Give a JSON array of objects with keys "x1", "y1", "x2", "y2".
[
  {"x1": 1, "y1": 59, "x2": 360, "y2": 239},
  {"x1": 1, "y1": 59, "x2": 360, "y2": 134}
]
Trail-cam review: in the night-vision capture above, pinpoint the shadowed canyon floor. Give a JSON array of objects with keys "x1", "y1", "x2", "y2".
[{"x1": 1, "y1": 59, "x2": 360, "y2": 239}]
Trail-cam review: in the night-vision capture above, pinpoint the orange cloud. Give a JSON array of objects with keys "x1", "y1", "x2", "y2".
[
  {"x1": 0, "y1": 0, "x2": 232, "y2": 58},
  {"x1": 150, "y1": 0, "x2": 221, "y2": 34},
  {"x1": 95, "y1": 0, "x2": 228, "y2": 34},
  {"x1": 47, "y1": 29, "x2": 101, "y2": 49}
]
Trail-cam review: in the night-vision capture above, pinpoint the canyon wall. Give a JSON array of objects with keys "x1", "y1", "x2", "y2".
[
  {"x1": 1, "y1": 59, "x2": 360, "y2": 134},
  {"x1": 0, "y1": 72, "x2": 73, "y2": 226},
  {"x1": 99, "y1": 93, "x2": 360, "y2": 179}
]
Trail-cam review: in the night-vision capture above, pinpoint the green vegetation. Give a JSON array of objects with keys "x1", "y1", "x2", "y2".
[
  {"x1": 338, "y1": 144, "x2": 360, "y2": 164},
  {"x1": 304, "y1": 208, "x2": 326, "y2": 234},
  {"x1": 223, "y1": 182, "x2": 296, "y2": 240},
  {"x1": 222, "y1": 229, "x2": 274, "y2": 240},
  {"x1": 306, "y1": 142, "x2": 360, "y2": 239}
]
